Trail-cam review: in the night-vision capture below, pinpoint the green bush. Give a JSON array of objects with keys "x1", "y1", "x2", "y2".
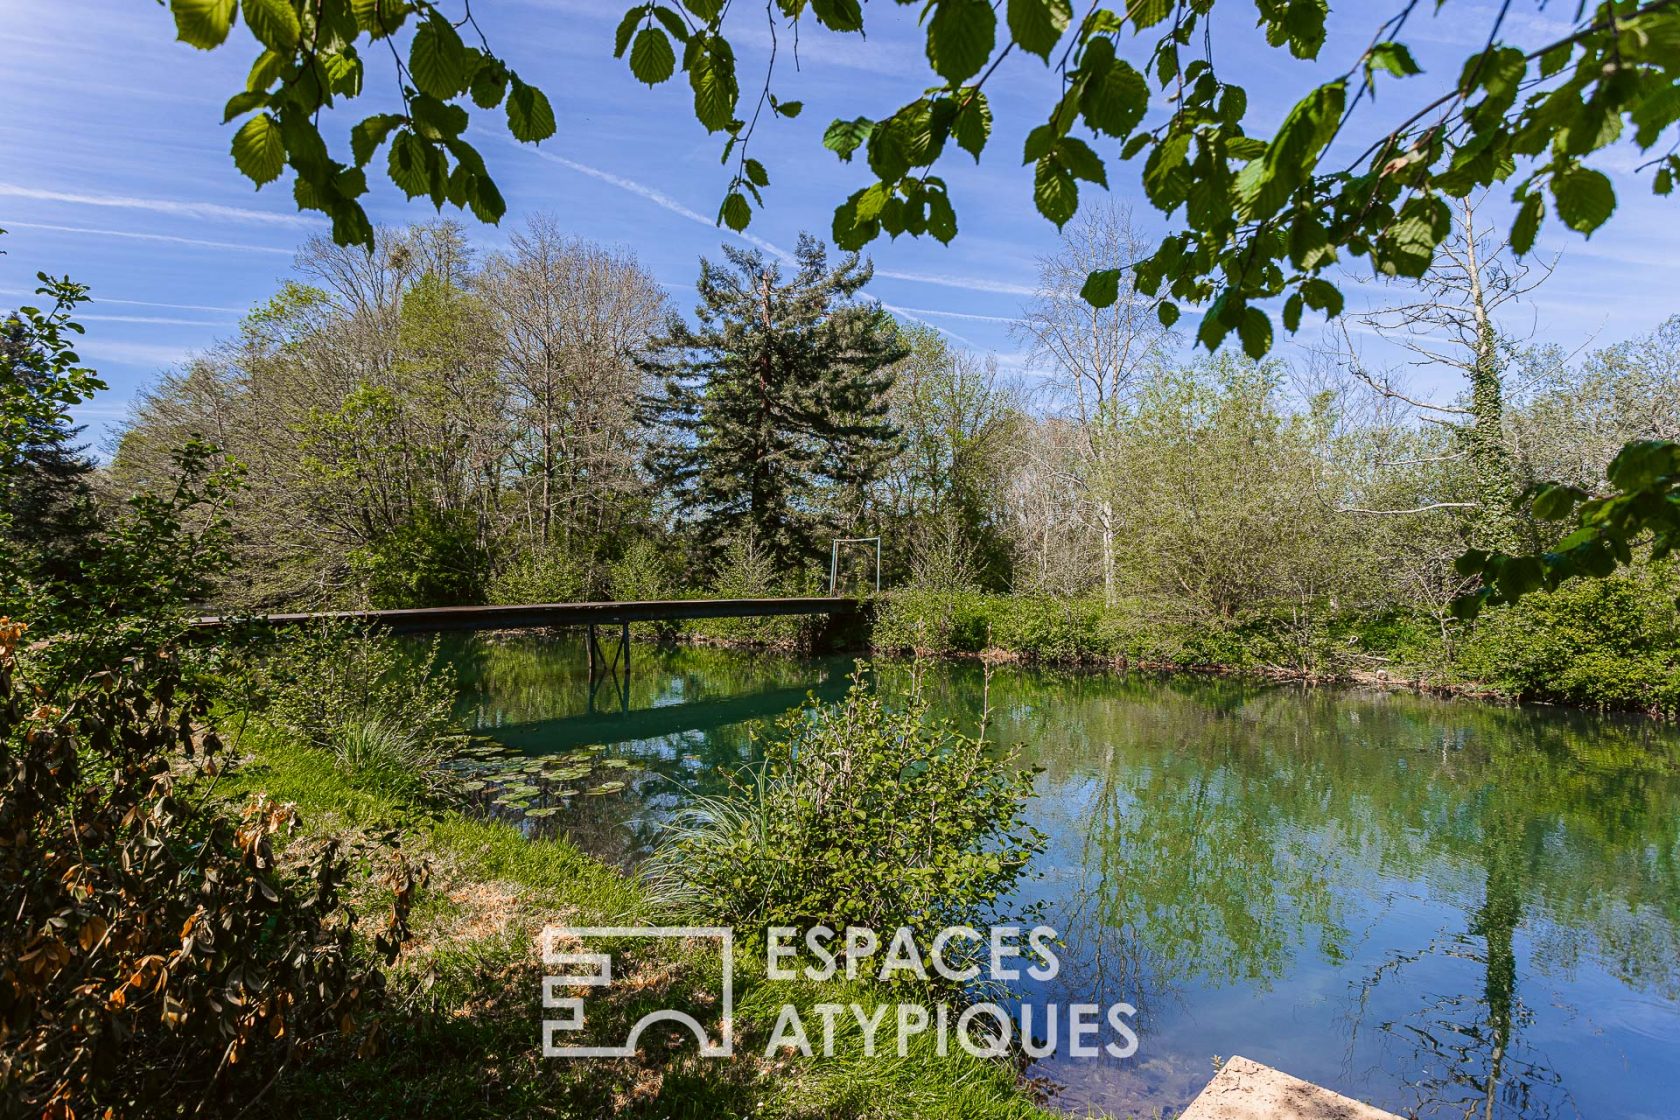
[
  {"x1": 647, "y1": 668, "x2": 1044, "y2": 948},
  {"x1": 0, "y1": 621, "x2": 422, "y2": 1118},
  {"x1": 487, "y1": 545, "x2": 591, "y2": 605},
  {"x1": 349, "y1": 505, "x2": 488, "y2": 609},
  {"x1": 1456, "y1": 564, "x2": 1680, "y2": 713},
  {"x1": 253, "y1": 625, "x2": 464, "y2": 801}
]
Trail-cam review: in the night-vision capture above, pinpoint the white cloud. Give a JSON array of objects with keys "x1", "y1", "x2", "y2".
[
  {"x1": 872, "y1": 269, "x2": 1036, "y2": 297},
  {"x1": 79, "y1": 313, "x2": 237, "y2": 326},
  {"x1": 884, "y1": 305, "x2": 1019, "y2": 324},
  {"x1": 76, "y1": 339, "x2": 194, "y2": 367},
  {"x1": 0, "y1": 183, "x2": 318, "y2": 227},
  {"x1": 1, "y1": 221, "x2": 293, "y2": 255},
  {"x1": 526, "y1": 148, "x2": 796, "y2": 262},
  {"x1": 0, "y1": 288, "x2": 248, "y2": 314}
]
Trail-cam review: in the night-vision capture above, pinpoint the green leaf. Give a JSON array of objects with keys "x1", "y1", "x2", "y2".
[
  {"x1": 1156, "y1": 300, "x2": 1180, "y2": 328},
  {"x1": 171, "y1": 0, "x2": 237, "y2": 49},
  {"x1": 811, "y1": 0, "x2": 864, "y2": 33},
  {"x1": 1033, "y1": 156, "x2": 1077, "y2": 227},
  {"x1": 613, "y1": 7, "x2": 644, "y2": 56},
  {"x1": 824, "y1": 117, "x2": 873, "y2": 162},
  {"x1": 1529, "y1": 483, "x2": 1586, "y2": 521},
  {"x1": 952, "y1": 91, "x2": 992, "y2": 160},
  {"x1": 507, "y1": 80, "x2": 557, "y2": 142},
  {"x1": 350, "y1": 0, "x2": 408, "y2": 37},
  {"x1": 387, "y1": 129, "x2": 436, "y2": 199},
  {"x1": 630, "y1": 27, "x2": 676, "y2": 84},
  {"x1": 1129, "y1": 0, "x2": 1171, "y2": 29},
  {"x1": 1080, "y1": 268, "x2": 1121, "y2": 308},
  {"x1": 1080, "y1": 50, "x2": 1148, "y2": 137},
  {"x1": 720, "y1": 191, "x2": 751, "y2": 231},
  {"x1": 743, "y1": 158, "x2": 769, "y2": 188},
  {"x1": 927, "y1": 190, "x2": 957, "y2": 243},
  {"x1": 410, "y1": 95, "x2": 468, "y2": 140},
  {"x1": 1366, "y1": 41, "x2": 1420, "y2": 79},
  {"x1": 1007, "y1": 0, "x2": 1071, "y2": 60},
  {"x1": 1055, "y1": 137, "x2": 1107, "y2": 186},
  {"x1": 1282, "y1": 292, "x2": 1303, "y2": 332},
  {"x1": 1552, "y1": 167, "x2": 1616, "y2": 234},
  {"x1": 1236, "y1": 306, "x2": 1272, "y2": 358},
  {"x1": 927, "y1": 0, "x2": 996, "y2": 84},
  {"x1": 222, "y1": 91, "x2": 267, "y2": 124},
  {"x1": 231, "y1": 113, "x2": 286, "y2": 186},
  {"x1": 470, "y1": 62, "x2": 509, "y2": 109},
  {"x1": 1377, "y1": 193, "x2": 1450, "y2": 278},
  {"x1": 350, "y1": 113, "x2": 404, "y2": 167},
  {"x1": 246, "y1": 48, "x2": 287, "y2": 92},
  {"x1": 688, "y1": 37, "x2": 738, "y2": 132},
  {"x1": 409, "y1": 16, "x2": 473, "y2": 99},
  {"x1": 1300, "y1": 277, "x2": 1343, "y2": 318},
  {"x1": 241, "y1": 0, "x2": 300, "y2": 50},
  {"x1": 775, "y1": 99, "x2": 803, "y2": 119},
  {"x1": 1606, "y1": 440, "x2": 1680, "y2": 491},
  {"x1": 1510, "y1": 191, "x2": 1543, "y2": 254}
]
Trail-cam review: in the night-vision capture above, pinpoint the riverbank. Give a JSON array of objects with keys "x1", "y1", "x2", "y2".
[
  {"x1": 862, "y1": 580, "x2": 1680, "y2": 717},
  {"x1": 218, "y1": 717, "x2": 1066, "y2": 1120}
]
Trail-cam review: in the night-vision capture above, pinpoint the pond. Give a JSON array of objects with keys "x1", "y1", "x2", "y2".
[{"x1": 441, "y1": 632, "x2": 1680, "y2": 1119}]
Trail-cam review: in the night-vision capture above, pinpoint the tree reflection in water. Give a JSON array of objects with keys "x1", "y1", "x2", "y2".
[{"x1": 426, "y1": 636, "x2": 1680, "y2": 1119}]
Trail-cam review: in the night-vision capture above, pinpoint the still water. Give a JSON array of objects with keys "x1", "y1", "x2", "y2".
[{"x1": 443, "y1": 633, "x2": 1680, "y2": 1119}]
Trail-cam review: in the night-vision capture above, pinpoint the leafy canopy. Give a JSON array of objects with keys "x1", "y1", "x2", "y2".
[
  {"x1": 159, "y1": 0, "x2": 555, "y2": 247},
  {"x1": 162, "y1": 2, "x2": 1680, "y2": 357}
]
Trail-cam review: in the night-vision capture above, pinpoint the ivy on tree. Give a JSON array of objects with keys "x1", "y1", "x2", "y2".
[{"x1": 1455, "y1": 441, "x2": 1680, "y2": 617}]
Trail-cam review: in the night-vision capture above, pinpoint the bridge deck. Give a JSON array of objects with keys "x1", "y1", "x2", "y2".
[{"x1": 194, "y1": 596, "x2": 861, "y2": 634}]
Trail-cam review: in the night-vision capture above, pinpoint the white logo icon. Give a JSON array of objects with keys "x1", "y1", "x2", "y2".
[{"x1": 540, "y1": 925, "x2": 735, "y2": 1058}]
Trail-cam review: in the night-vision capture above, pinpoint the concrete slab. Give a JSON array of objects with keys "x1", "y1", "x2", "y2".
[{"x1": 1180, "y1": 1056, "x2": 1404, "y2": 1120}]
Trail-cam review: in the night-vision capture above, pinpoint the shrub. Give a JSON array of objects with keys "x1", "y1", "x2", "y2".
[
  {"x1": 487, "y1": 545, "x2": 591, "y2": 605},
  {"x1": 1456, "y1": 563, "x2": 1680, "y2": 713},
  {"x1": 0, "y1": 621, "x2": 423, "y2": 1117},
  {"x1": 647, "y1": 667, "x2": 1044, "y2": 950},
  {"x1": 254, "y1": 625, "x2": 464, "y2": 801},
  {"x1": 349, "y1": 505, "x2": 487, "y2": 609}
]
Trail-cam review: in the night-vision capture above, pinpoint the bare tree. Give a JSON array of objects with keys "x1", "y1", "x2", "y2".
[
  {"x1": 1337, "y1": 196, "x2": 1553, "y2": 550},
  {"x1": 1016, "y1": 202, "x2": 1172, "y2": 604},
  {"x1": 477, "y1": 217, "x2": 667, "y2": 554}
]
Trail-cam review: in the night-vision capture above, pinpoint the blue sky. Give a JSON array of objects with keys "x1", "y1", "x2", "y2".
[{"x1": 4, "y1": 0, "x2": 1678, "y2": 448}]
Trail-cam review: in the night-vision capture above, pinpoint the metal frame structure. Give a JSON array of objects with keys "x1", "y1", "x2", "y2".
[{"x1": 828, "y1": 536, "x2": 882, "y2": 595}]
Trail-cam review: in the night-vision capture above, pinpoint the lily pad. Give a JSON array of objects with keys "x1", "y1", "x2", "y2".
[
  {"x1": 587, "y1": 780, "x2": 627, "y2": 796},
  {"x1": 525, "y1": 807, "x2": 560, "y2": 818}
]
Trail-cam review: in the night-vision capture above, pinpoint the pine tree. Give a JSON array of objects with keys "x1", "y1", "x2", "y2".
[
  {"x1": 1, "y1": 312, "x2": 102, "y2": 589},
  {"x1": 642, "y1": 234, "x2": 905, "y2": 576}
]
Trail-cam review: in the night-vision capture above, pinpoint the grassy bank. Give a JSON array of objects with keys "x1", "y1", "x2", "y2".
[
  {"x1": 219, "y1": 719, "x2": 1065, "y2": 1120},
  {"x1": 869, "y1": 565, "x2": 1680, "y2": 716}
]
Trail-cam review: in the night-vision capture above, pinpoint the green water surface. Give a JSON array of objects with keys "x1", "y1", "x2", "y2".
[{"x1": 442, "y1": 633, "x2": 1680, "y2": 1119}]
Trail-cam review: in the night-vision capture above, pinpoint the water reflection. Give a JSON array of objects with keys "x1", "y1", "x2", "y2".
[{"x1": 436, "y1": 635, "x2": 1680, "y2": 1118}]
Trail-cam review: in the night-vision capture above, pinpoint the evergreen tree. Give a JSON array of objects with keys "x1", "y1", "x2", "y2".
[
  {"x1": 1, "y1": 305, "x2": 102, "y2": 590},
  {"x1": 642, "y1": 234, "x2": 904, "y2": 576}
]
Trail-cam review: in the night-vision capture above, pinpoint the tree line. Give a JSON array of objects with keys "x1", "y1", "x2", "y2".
[{"x1": 91, "y1": 205, "x2": 1661, "y2": 605}]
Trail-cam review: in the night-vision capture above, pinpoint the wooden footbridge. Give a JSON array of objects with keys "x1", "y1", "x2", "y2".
[
  {"x1": 196, "y1": 596, "x2": 861, "y2": 635},
  {"x1": 195, "y1": 596, "x2": 865, "y2": 708}
]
